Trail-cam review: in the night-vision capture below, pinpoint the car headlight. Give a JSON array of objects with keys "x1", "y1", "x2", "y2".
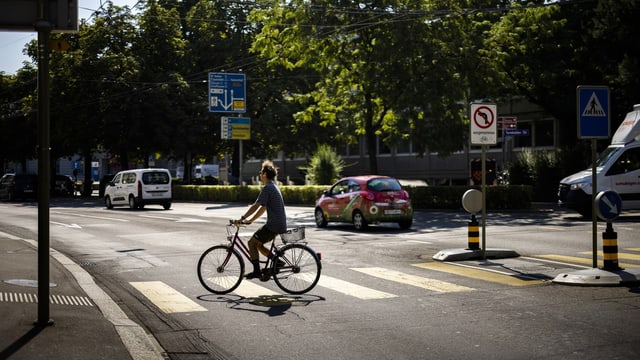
[{"x1": 570, "y1": 182, "x2": 590, "y2": 190}]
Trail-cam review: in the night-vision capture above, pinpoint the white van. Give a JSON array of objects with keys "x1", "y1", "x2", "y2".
[
  {"x1": 558, "y1": 104, "x2": 640, "y2": 216},
  {"x1": 105, "y1": 168, "x2": 172, "y2": 210}
]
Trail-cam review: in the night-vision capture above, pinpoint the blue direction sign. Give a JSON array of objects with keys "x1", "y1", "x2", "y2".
[
  {"x1": 577, "y1": 86, "x2": 609, "y2": 139},
  {"x1": 209, "y1": 72, "x2": 246, "y2": 113},
  {"x1": 595, "y1": 190, "x2": 622, "y2": 221},
  {"x1": 221, "y1": 117, "x2": 251, "y2": 140},
  {"x1": 504, "y1": 129, "x2": 529, "y2": 136}
]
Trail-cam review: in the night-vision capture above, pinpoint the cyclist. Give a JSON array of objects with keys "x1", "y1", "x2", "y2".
[{"x1": 236, "y1": 160, "x2": 287, "y2": 279}]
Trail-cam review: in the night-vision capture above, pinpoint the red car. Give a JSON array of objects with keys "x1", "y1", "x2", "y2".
[{"x1": 314, "y1": 175, "x2": 413, "y2": 230}]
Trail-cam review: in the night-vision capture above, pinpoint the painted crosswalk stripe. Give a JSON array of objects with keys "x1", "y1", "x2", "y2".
[
  {"x1": 232, "y1": 280, "x2": 280, "y2": 298},
  {"x1": 536, "y1": 254, "x2": 637, "y2": 269},
  {"x1": 318, "y1": 275, "x2": 397, "y2": 299},
  {"x1": 413, "y1": 262, "x2": 545, "y2": 286},
  {"x1": 130, "y1": 281, "x2": 207, "y2": 313},
  {"x1": 580, "y1": 250, "x2": 640, "y2": 261},
  {"x1": 352, "y1": 267, "x2": 474, "y2": 293}
]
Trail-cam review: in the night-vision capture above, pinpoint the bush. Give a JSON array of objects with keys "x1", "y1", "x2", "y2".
[
  {"x1": 506, "y1": 149, "x2": 564, "y2": 202},
  {"x1": 300, "y1": 144, "x2": 345, "y2": 185},
  {"x1": 174, "y1": 184, "x2": 533, "y2": 209}
]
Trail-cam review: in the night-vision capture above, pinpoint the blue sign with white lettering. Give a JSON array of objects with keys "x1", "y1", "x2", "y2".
[
  {"x1": 209, "y1": 73, "x2": 246, "y2": 113},
  {"x1": 577, "y1": 86, "x2": 609, "y2": 139},
  {"x1": 595, "y1": 190, "x2": 622, "y2": 221}
]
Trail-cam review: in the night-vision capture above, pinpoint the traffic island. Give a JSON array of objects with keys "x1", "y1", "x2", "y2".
[
  {"x1": 552, "y1": 267, "x2": 640, "y2": 286},
  {"x1": 432, "y1": 248, "x2": 520, "y2": 262}
]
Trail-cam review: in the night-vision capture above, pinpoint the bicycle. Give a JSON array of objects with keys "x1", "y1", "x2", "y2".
[{"x1": 197, "y1": 220, "x2": 322, "y2": 295}]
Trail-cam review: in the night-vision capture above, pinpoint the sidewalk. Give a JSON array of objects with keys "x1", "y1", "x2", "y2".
[{"x1": 0, "y1": 233, "x2": 165, "y2": 360}]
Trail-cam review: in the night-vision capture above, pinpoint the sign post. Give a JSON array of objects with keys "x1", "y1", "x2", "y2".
[
  {"x1": 470, "y1": 103, "x2": 497, "y2": 259},
  {"x1": 577, "y1": 85, "x2": 610, "y2": 268}
]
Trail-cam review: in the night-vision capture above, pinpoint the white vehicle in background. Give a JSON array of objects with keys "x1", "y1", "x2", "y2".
[
  {"x1": 194, "y1": 164, "x2": 219, "y2": 179},
  {"x1": 104, "y1": 168, "x2": 172, "y2": 210},
  {"x1": 558, "y1": 104, "x2": 640, "y2": 216}
]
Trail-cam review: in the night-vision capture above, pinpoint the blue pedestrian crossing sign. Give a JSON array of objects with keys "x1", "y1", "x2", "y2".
[
  {"x1": 577, "y1": 86, "x2": 609, "y2": 139},
  {"x1": 595, "y1": 190, "x2": 622, "y2": 221}
]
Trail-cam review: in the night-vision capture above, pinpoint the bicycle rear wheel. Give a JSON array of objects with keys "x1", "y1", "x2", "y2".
[
  {"x1": 273, "y1": 243, "x2": 322, "y2": 294},
  {"x1": 197, "y1": 245, "x2": 244, "y2": 294}
]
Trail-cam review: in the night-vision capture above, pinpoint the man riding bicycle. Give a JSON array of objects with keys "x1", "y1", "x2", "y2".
[{"x1": 236, "y1": 160, "x2": 287, "y2": 279}]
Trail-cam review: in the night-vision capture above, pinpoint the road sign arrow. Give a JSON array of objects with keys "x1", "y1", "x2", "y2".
[{"x1": 601, "y1": 196, "x2": 619, "y2": 215}]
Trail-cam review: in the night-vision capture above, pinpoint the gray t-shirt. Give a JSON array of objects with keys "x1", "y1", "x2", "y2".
[{"x1": 257, "y1": 181, "x2": 287, "y2": 233}]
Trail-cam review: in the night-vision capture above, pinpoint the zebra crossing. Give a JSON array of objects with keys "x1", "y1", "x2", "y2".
[{"x1": 131, "y1": 248, "x2": 640, "y2": 313}]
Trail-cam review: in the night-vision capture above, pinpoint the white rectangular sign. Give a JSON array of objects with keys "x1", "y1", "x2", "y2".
[{"x1": 470, "y1": 103, "x2": 497, "y2": 145}]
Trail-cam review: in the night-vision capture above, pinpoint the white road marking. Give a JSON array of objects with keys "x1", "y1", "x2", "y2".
[
  {"x1": 130, "y1": 281, "x2": 207, "y2": 313},
  {"x1": 232, "y1": 280, "x2": 280, "y2": 298},
  {"x1": 318, "y1": 275, "x2": 397, "y2": 299},
  {"x1": 352, "y1": 267, "x2": 474, "y2": 293}
]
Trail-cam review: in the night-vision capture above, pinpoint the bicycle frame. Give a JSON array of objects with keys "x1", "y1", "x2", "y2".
[{"x1": 223, "y1": 222, "x2": 280, "y2": 272}]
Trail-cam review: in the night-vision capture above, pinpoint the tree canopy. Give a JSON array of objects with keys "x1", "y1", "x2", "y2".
[{"x1": 1, "y1": 0, "x2": 639, "y2": 177}]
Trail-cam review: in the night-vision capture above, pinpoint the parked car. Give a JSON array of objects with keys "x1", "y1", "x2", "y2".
[
  {"x1": 0, "y1": 173, "x2": 38, "y2": 201},
  {"x1": 53, "y1": 174, "x2": 75, "y2": 197},
  {"x1": 98, "y1": 174, "x2": 115, "y2": 198},
  {"x1": 314, "y1": 175, "x2": 413, "y2": 230},
  {"x1": 104, "y1": 168, "x2": 172, "y2": 210}
]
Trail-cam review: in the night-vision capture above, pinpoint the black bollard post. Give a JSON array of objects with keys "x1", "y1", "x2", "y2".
[{"x1": 602, "y1": 221, "x2": 622, "y2": 271}]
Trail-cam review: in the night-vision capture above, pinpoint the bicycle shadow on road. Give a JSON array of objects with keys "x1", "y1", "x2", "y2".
[{"x1": 197, "y1": 293, "x2": 325, "y2": 316}]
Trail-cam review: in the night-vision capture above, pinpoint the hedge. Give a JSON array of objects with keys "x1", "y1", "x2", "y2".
[{"x1": 173, "y1": 184, "x2": 533, "y2": 210}]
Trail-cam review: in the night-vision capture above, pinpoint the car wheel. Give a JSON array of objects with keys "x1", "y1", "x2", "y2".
[
  {"x1": 128, "y1": 195, "x2": 137, "y2": 210},
  {"x1": 398, "y1": 219, "x2": 412, "y2": 229},
  {"x1": 352, "y1": 210, "x2": 367, "y2": 230},
  {"x1": 163, "y1": 202, "x2": 171, "y2": 210},
  {"x1": 105, "y1": 196, "x2": 114, "y2": 209},
  {"x1": 314, "y1": 208, "x2": 327, "y2": 228}
]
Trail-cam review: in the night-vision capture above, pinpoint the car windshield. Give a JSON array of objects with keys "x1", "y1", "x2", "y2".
[
  {"x1": 594, "y1": 147, "x2": 623, "y2": 170},
  {"x1": 367, "y1": 178, "x2": 402, "y2": 192}
]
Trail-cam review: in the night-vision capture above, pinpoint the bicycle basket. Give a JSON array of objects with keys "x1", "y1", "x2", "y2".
[
  {"x1": 226, "y1": 224, "x2": 236, "y2": 241},
  {"x1": 280, "y1": 226, "x2": 305, "y2": 243}
]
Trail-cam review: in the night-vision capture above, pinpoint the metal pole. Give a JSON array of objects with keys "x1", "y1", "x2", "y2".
[
  {"x1": 481, "y1": 144, "x2": 487, "y2": 260},
  {"x1": 591, "y1": 139, "x2": 597, "y2": 268},
  {"x1": 35, "y1": 3, "x2": 53, "y2": 326}
]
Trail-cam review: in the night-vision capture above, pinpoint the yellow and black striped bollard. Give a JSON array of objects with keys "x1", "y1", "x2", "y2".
[
  {"x1": 602, "y1": 222, "x2": 622, "y2": 271},
  {"x1": 468, "y1": 215, "x2": 480, "y2": 250}
]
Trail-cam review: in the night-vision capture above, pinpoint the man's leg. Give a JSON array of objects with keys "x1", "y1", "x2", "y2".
[{"x1": 246, "y1": 236, "x2": 262, "y2": 279}]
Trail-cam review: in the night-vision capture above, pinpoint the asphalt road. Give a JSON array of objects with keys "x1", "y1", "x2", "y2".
[{"x1": 1, "y1": 199, "x2": 639, "y2": 360}]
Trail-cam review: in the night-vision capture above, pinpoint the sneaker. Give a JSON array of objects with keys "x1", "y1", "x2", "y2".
[{"x1": 245, "y1": 271, "x2": 261, "y2": 279}]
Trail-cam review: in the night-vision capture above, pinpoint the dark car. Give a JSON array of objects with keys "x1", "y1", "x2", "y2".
[
  {"x1": 99, "y1": 174, "x2": 115, "y2": 198},
  {"x1": 53, "y1": 174, "x2": 75, "y2": 197},
  {"x1": 314, "y1": 175, "x2": 414, "y2": 230},
  {"x1": 0, "y1": 173, "x2": 38, "y2": 201}
]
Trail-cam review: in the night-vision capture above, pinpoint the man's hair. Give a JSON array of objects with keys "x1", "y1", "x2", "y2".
[{"x1": 261, "y1": 160, "x2": 277, "y2": 180}]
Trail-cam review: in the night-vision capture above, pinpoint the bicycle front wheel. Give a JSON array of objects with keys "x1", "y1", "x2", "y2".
[
  {"x1": 273, "y1": 243, "x2": 322, "y2": 294},
  {"x1": 197, "y1": 245, "x2": 244, "y2": 294}
]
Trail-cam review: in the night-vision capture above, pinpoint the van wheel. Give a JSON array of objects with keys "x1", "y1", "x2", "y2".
[
  {"x1": 105, "y1": 196, "x2": 114, "y2": 209},
  {"x1": 352, "y1": 211, "x2": 367, "y2": 230},
  {"x1": 128, "y1": 195, "x2": 138, "y2": 210},
  {"x1": 163, "y1": 202, "x2": 171, "y2": 210}
]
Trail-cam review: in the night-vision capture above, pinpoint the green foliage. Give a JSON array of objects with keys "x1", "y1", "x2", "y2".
[
  {"x1": 174, "y1": 184, "x2": 533, "y2": 210},
  {"x1": 505, "y1": 149, "x2": 563, "y2": 202},
  {"x1": 3, "y1": 0, "x2": 640, "y2": 183},
  {"x1": 300, "y1": 145, "x2": 345, "y2": 185}
]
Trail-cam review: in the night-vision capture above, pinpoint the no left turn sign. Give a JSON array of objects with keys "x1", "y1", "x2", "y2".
[{"x1": 470, "y1": 103, "x2": 497, "y2": 145}]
